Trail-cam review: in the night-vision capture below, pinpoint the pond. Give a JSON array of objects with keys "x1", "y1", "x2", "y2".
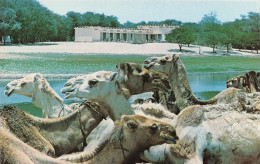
[{"x1": 1, "y1": 53, "x2": 260, "y2": 117}]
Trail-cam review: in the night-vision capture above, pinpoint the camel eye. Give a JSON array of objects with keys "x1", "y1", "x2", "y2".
[
  {"x1": 144, "y1": 60, "x2": 149, "y2": 64},
  {"x1": 65, "y1": 83, "x2": 71, "y2": 86},
  {"x1": 88, "y1": 79, "x2": 99, "y2": 87},
  {"x1": 150, "y1": 124, "x2": 158, "y2": 130},
  {"x1": 160, "y1": 59, "x2": 166, "y2": 65},
  {"x1": 21, "y1": 82, "x2": 26, "y2": 87}
]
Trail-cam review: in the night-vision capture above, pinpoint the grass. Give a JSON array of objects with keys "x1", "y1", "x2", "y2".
[{"x1": 0, "y1": 53, "x2": 260, "y2": 75}]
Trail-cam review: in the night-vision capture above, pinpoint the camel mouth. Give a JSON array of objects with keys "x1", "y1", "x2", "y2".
[
  {"x1": 143, "y1": 64, "x2": 154, "y2": 70},
  {"x1": 5, "y1": 89, "x2": 14, "y2": 97},
  {"x1": 160, "y1": 132, "x2": 178, "y2": 144},
  {"x1": 63, "y1": 90, "x2": 75, "y2": 99}
]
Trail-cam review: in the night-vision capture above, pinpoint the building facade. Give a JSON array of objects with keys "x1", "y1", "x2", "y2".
[{"x1": 75, "y1": 25, "x2": 177, "y2": 43}]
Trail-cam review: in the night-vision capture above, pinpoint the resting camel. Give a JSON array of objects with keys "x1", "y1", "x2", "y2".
[
  {"x1": 0, "y1": 126, "x2": 67, "y2": 164},
  {"x1": 62, "y1": 63, "x2": 173, "y2": 120},
  {"x1": 0, "y1": 113, "x2": 177, "y2": 164},
  {"x1": 4, "y1": 73, "x2": 78, "y2": 118},
  {"x1": 226, "y1": 71, "x2": 259, "y2": 93},
  {"x1": 143, "y1": 54, "x2": 258, "y2": 111},
  {"x1": 61, "y1": 63, "x2": 260, "y2": 163},
  {"x1": 140, "y1": 95, "x2": 260, "y2": 163},
  {"x1": 0, "y1": 101, "x2": 109, "y2": 157},
  {"x1": 59, "y1": 66, "x2": 175, "y2": 161},
  {"x1": 58, "y1": 115, "x2": 177, "y2": 163}
]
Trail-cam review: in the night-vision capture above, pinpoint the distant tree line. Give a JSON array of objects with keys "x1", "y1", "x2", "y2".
[
  {"x1": 0, "y1": 0, "x2": 259, "y2": 53},
  {"x1": 0, "y1": 0, "x2": 120, "y2": 44},
  {"x1": 166, "y1": 12, "x2": 260, "y2": 53}
]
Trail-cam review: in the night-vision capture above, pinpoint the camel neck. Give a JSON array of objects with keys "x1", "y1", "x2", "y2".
[
  {"x1": 98, "y1": 92, "x2": 134, "y2": 121},
  {"x1": 87, "y1": 138, "x2": 141, "y2": 164},
  {"x1": 169, "y1": 61, "x2": 194, "y2": 110},
  {"x1": 31, "y1": 102, "x2": 105, "y2": 156},
  {"x1": 32, "y1": 89, "x2": 65, "y2": 118}
]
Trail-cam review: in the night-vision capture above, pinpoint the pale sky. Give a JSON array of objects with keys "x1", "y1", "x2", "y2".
[{"x1": 38, "y1": 0, "x2": 260, "y2": 24}]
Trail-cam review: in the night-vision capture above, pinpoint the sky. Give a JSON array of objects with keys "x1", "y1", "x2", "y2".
[{"x1": 38, "y1": 0, "x2": 260, "y2": 24}]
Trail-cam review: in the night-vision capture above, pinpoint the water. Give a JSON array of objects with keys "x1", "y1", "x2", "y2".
[{"x1": 1, "y1": 53, "x2": 260, "y2": 117}]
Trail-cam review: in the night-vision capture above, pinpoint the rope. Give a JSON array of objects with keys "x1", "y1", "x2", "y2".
[
  {"x1": 77, "y1": 101, "x2": 106, "y2": 148},
  {"x1": 114, "y1": 127, "x2": 129, "y2": 159},
  {"x1": 77, "y1": 108, "x2": 88, "y2": 147}
]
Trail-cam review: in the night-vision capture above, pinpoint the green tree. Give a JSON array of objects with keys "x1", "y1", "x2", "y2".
[
  {"x1": 200, "y1": 12, "x2": 222, "y2": 53},
  {"x1": 166, "y1": 26, "x2": 195, "y2": 52},
  {"x1": 122, "y1": 21, "x2": 137, "y2": 28},
  {"x1": 0, "y1": 7, "x2": 21, "y2": 44}
]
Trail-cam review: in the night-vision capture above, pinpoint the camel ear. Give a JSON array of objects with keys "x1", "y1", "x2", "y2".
[
  {"x1": 126, "y1": 63, "x2": 133, "y2": 73},
  {"x1": 172, "y1": 54, "x2": 179, "y2": 61},
  {"x1": 34, "y1": 74, "x2": 42, "y2": 82}
]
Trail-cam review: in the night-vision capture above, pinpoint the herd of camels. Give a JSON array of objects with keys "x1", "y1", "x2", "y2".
[{"x1": 1, "y1": 54, "x2": 260, "y2": 164}]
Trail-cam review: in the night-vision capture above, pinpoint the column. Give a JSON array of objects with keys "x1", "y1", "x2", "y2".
[
  {"x1": 120, "y1": 33, "x2": 123, "y2": 42},
  {"x1": 107, "y1": 32, "x2": 110, "y2": 42}
]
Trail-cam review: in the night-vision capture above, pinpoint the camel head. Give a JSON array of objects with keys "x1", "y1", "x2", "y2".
[
  {"x1": 4, "y1": 73, "x2": 43, "y2": 98},
  {"x1": 113, "y1": 115, "x2": 178, "y2": 150},
  {"x1": 61, "y1": 74, "x2": 86, "y2": 99},
  {"x1": 116, "y1": 62, "x2": 170, "y2": 98},
  {"x1": 62, "y1": 71, "x2": 116, "y2": 100},
  {"x1": 143, "y1": 54, "x2": 180, "y2": 75}
]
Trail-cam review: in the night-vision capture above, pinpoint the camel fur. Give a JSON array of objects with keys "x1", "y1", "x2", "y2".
[
  {"x1": 226, "y1": 71, "x2": 259, "y2": 93},
  {"x1": 143, "y1": 54, "x2": 259, "y2": 111},
  {"x1": 4, "y1": 73, "x2": 78, "y2": 118},
  {"x1": 0, "y1": 101, "x2": 108, "y2": 157},
  {"x1": 59, "y1": 115, "x2": 177, "y2": 163},
  {"x1": 140, "y1": 93, "x2": 260, "y2": 163},
  {"x1": 60, "y1": 68, "x2": 175, "y2": 161},
  {"x1": 0, "y1": 114, "x2": 177, "y2": 164}
]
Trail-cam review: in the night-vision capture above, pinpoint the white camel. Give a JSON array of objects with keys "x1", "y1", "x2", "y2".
[{"x1": 4, "y1": 73, "x2": 78, "y2": 118}]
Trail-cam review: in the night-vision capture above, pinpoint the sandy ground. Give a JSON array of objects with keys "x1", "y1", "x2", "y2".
[{"x1": 0, "y1": 41, "x2": 259, "y2": 56}]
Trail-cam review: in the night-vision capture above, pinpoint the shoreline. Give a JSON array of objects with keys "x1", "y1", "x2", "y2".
[{"x1": 1, "y1": 42, "x2": 259, "y2": 56}]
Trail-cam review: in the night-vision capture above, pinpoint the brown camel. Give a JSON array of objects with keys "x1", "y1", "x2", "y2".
[
  {"x1": 0, "y1": 101, "x2": 108, "y2": 157},
  {"x1": 226, "y1": 71, "x2": 259, "y2": 93},
  {"x1": 58, "y1": 115, "x2": 178, "y2": 163},
  {"x1": 0, "y1": 114, "x2": 177, "y2": 164}
]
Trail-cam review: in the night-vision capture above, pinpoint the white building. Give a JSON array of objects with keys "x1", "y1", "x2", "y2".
[{"x1": 75, "y1": 25, "x2": 177, "y2": 43}]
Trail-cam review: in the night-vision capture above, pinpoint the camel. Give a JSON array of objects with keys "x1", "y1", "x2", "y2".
[
  {"x1": 0, "y1": 126, "x2": 67, "y2": 164},
  {"x1": 0, "y1": 101, "x2": 109, "y2": 157},
  {"x1": 143, "y1": 54, "x2": 258, "y2": 111},
  {"x1": 0, "y1": 114, "x2": 177, "y2": 164},
  {"x1": 116, "y1": 62, "x2": 170, "y2": 98},
  {"x1": 58, "y1": 115, "x2": 177, "y2": 163},
  {"x1": 59, "y1": 67, "x2": 175, "y2": 162},
  {"x1": 4, "y1": 73, "x2": 78, "y2": 118},
  {"x1": 62, "y1": 63, "x2": 173, "y2": 120},
  {"x1": 62, "y1": 62, "x2": 170, "y2": 100},
  {"x1": 226, "y1": 71, "x2": 259, "y2": 93},
  {"x1": 61, "y1": 64, "x2": 260, "y2": 163},
  {"x1": 140, "y1": 95, "x2": 260, "y2": 164}
]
